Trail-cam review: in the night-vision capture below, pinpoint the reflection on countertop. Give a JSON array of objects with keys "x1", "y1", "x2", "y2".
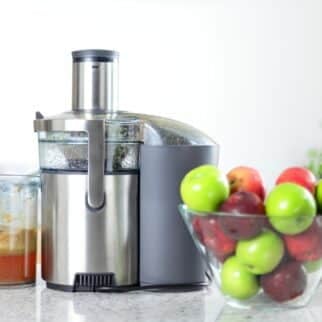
[
  {"x1": 0, "y1": 279, "x2": 225, "y2": 322},
  {"x1": 2, "y1": 277, "x2": 322, "y2": 322}
]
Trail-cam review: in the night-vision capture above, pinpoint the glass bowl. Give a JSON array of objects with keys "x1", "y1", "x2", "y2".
[{"x1": 178, "y1": 204, "x2": 322, "y2": 309}]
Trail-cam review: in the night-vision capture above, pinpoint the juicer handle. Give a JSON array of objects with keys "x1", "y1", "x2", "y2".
[
  {"x1": 86, "y1": 120, "x2": 106, "y2": 210},
  {"x1": 33, "y1": 117, "x2": 106, "y2": 209}
]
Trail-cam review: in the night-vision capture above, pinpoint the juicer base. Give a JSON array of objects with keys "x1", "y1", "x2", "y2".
[
  {"x1": 47, "y1": 283, "x2": 74, "y2": 292},
  {"x1": 46, "y1": 281, "x2": 208, "y2": 293}
]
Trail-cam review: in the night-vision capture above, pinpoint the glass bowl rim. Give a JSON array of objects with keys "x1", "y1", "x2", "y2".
[
  {"x1": 0, "y1": 173, "x2": 39, "y2": 179},
  {"x1": 178, "y1": 204, "x2": 320, "y2": 219}
]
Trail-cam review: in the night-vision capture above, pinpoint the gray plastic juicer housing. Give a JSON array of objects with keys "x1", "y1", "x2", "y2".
[{"x1": 34, "y1": 50, "x2": 219, "y2": 292}]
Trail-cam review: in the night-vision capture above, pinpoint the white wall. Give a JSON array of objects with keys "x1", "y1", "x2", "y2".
[{"x1": 0, "y1": 0, "x2": 321, "y2": 186}]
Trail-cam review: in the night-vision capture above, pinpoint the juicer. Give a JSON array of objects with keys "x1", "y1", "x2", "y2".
[{"x1": 34, "y1": 49, "x2": 219, "y2": 292}]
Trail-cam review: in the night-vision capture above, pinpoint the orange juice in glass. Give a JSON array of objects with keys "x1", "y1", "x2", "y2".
[{"x1": 0, "y1": 175, "x2": 38, "y2": 286}]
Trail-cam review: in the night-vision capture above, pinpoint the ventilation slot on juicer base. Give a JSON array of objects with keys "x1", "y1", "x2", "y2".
[{"x1": 73, "y1": 273, "x2": 116, "y2": 292}]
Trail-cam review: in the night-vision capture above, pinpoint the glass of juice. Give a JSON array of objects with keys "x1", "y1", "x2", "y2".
[{"x1": 0, "y1": 174, "x2": 39, "y2": 287}]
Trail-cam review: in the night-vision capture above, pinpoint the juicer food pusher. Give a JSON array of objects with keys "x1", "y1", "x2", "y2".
[{"x1": 34, "y1": 49, "x2": 219, "y2": 292}]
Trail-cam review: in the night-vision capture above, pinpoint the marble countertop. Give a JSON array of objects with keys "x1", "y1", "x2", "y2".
[{"x1": 2, "y1": 279, "x2": 322, "y2": 322}]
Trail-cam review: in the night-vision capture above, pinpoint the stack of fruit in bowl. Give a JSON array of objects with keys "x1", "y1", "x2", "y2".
[{"x1": 179, "y1": 165, "x2": 322, "y2": 308}]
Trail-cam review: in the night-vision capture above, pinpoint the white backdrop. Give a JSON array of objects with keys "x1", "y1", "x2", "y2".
[{"x1": 0, "y1": 0, "x2": 321, "y2": 186}]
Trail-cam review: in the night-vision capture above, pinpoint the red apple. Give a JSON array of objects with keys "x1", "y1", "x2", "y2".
[
  {"x1": 261, "y1": 261, "x2": 307, "y2": 302},
  {"x1": 227, "y1": 166, "x2": 265, "y2": 201},
  {"x1": 192, "y1": 216, "x2": 236, "y2": 262},
  {"x1": 192, "y1": 216, "x2": 205, "y2": 244},
  {"x1": 276, "y1": 166, "x2": 316, "y2": 194},
  {"x1": 284, "y1": 220, "x2": 322, "y2": 261},
  {"x1": 218, "y1": 191, "x2": 266, "y2": 240}
]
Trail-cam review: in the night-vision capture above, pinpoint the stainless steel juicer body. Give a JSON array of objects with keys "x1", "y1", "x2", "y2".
[
  {"x1": 34, "y1": 50, "x2": 219, "y2": 292},
  {"x1": 35, "y1": 117, "x2": 140, "y2": 289},
  {"x1": 35, "y1": 51, "x2": 141, "y2": 290},
  {"x1": 42, "y1": 172, "x2": 138, "y2": 289}
]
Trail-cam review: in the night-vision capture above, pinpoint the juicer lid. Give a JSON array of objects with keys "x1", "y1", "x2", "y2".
[{"x1": 34, "y1": 49, "x2": 217, "y2": 146}]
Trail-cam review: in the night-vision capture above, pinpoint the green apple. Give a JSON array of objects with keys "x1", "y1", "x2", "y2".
[
  {"x1": 317, "y1": 180, "x2": 322, "y2": 213},
  {"x1": 180, "y1": 165, "x2": 229, "y2": 212},
  {"x1": 221, "y1": 256, "x2": 259, "y2": 300},
  {"x1": 236, "y1": 230, "x2": 284, "y2": 274},
  {"x1": 266, "y1": 183, "x2": 316, "y2": 235},
  {"x1": 303, "y1": 259, "x2": 322, "y2": 273}
]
